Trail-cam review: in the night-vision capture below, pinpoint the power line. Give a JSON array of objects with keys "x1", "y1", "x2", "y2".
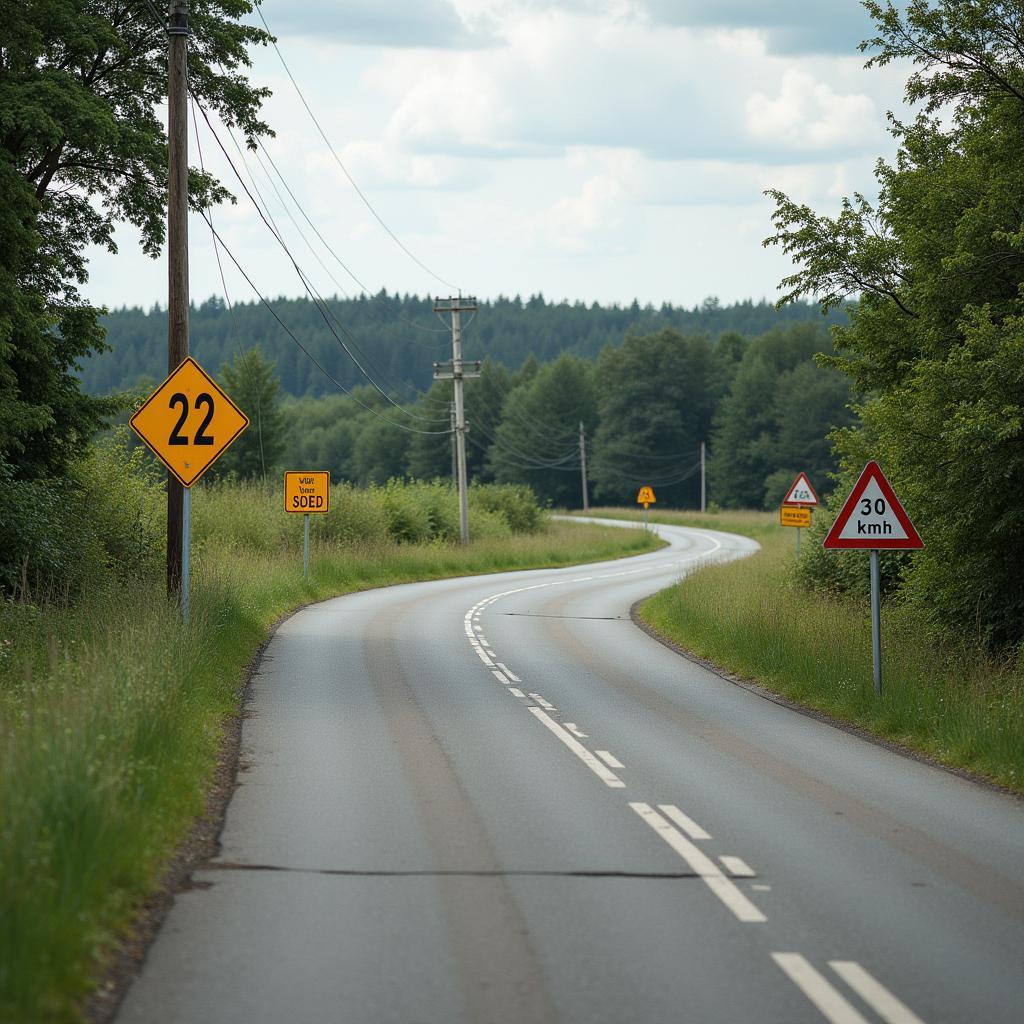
[
  {"x1": 254, "y1": 4, "x2": 461, "y2": 292},
  {"x1": 196, "y1": 210, "x2": 450, "y2": 435},
  {"x1": 192, "y1": 97, "x2": 450, "y2": 427}
]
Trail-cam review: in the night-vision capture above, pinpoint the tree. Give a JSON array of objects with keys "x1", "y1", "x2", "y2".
[
  {"x1": 215, "y1": 347, "x2": 286, "y2": 480},
  {"x1": 765, "y1": 0, "x2": 1024, "y2": 647},
  {"x1": 591, "y1": 329, "x2": 720, "y2": 508},
  {"x1": 488, "y1": 354, "x2": 596, "y2": 507},
  {"x1": 1, "y1": 0, "x2": 270, "y2": 481},
  {"x1": 709, "y1": 324, "x2": 850, "y2": 508}
]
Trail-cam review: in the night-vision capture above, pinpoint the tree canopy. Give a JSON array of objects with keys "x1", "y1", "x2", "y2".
[
  {"x1": 767, "y1": 0, "x2": 1024, "y2": 648},
  {"x1": 1, "y1": 0, "x2": 270, "y2": 480}
]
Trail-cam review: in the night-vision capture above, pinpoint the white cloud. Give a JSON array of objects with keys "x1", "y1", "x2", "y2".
[{"x1": 746, "y1": 69, "x2": 878, "y2": 151}]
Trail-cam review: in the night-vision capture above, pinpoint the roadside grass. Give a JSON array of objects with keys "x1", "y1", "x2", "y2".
[
  {"x1": 0, "y1": 509, "x2": 659, "y2": 1024},
  {"x1": 632, "y1": 509, "x2": 1024, "y2": 794}
]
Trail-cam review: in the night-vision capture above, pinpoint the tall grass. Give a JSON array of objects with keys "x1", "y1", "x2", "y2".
[
  {"x1": 638, "y1": 511, "x2": 1024, "y2": 792},
  {"x1": 0, "y1": 491, "x2": 658, "y2": 1023}
]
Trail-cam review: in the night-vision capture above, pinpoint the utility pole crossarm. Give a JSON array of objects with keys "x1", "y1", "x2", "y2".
[{"x1": 432, "y1": 359, "x2": 482, "y2": 380}]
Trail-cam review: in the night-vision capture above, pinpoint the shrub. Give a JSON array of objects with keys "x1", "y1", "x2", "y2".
[{"x1": 469, "y1": 482, "x2": 542, "y2": 533}]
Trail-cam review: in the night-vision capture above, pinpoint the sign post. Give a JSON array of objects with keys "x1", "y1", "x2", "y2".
[
  {"x1": 130, "y1": 356, "x2": 249, "y2": 623},
  {"x1": 284, "y1": 471, "x2": 331, "y2": 579},
  {"x1": 823, "y1": 462, "x2": 923, "y2": 695},
  {"x1": 636, "y1": 486, "x2": 656, "y2": 530},
  {"x1": 781, "y1": 472, "x2": 819, "y2": 553}
]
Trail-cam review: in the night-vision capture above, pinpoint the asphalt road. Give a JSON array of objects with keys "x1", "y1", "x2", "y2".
[{"x1": 116, "y1": 520, "x2": 1024, "y2": 1024}]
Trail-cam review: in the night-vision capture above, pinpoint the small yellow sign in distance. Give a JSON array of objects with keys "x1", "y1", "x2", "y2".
[
  {"x1": 284, "y1": 471, "x2": 331, "y2": 514},
  {"x1": 130, "y1": 357, "x2": 248, "y2": 488},
  {"x1": 780, "y1": 506, "x2": 812, "y2": 528},
  {"x1": 637, "y1": 486, "x2": 656, "y2": 506}
]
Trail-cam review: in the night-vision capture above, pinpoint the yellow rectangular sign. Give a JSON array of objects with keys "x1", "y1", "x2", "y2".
[
  {"x1": 780, "y1": 505, "x2": 812, "y2": 528},
  {"x1": 284, "y1": 471, "x2": 331, "y2": 514}
]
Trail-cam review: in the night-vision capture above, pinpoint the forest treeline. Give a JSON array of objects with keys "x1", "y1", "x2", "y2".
[
  {"x1": 82, "y1": 293, "x2": 845, "y2": 399},
  {"x1": 207, "y1": 319, "x2": 854, "y2": 512}
]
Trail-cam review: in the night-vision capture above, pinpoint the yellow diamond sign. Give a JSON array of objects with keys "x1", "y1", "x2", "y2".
[{"x1": 130, "y1": 357, "x2": 248, "y2": 488}]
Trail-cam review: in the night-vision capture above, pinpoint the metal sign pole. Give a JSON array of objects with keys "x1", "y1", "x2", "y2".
[
  {"x1": 796, "y1": 526, "x2": 801, "y2": 554},
  {"x1": 303, "y1": 513, "x2": 310, "y2": 580},
  {"x1": 870, "y1": 549, "x2": 881, "y2": 695},
  {"x1": 181, "y1": 486, "x2": 191, "y2": 625},
  {"x1": 644, "y1": 505, "x2": 648, "y2": 531}
]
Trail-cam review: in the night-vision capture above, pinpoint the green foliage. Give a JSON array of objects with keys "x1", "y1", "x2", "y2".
[
  {"x1": 488, "y1": 353, "x2": 597, "y2": 507},
  {"x1": 1, "y1": 0, "x2": 271, "y2": 484},
  {"x1": 709, "y1": 323, "x2": 853, "y2": 509},
  {"x1": 765, "y1": 0, "x2": 1024, "y2": 648},
  {"x1": 82, "y1": 293, "x2": 847, "y2": 400},
  {"x1": 0, "y1": 431, "x2": 164, "y2": 600},
  {"x1": 469, "y1": 481, "x2": 543, "y2": 533},
  {"x1": 214, "y1": 347, "x2": 287, "y2": 481},
  {"x1": 591, "y1": 328, "x2": 721, "y2": 507}
]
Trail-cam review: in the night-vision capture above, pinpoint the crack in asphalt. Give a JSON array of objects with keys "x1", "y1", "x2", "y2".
[{"x1": 203, "y1": 863, "x2": 700, "y2": 879}]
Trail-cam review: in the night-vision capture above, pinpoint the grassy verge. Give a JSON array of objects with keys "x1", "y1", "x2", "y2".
[
  {"x1": 0, "y1": 516, "x2": 660, "y2": 1023},
  {"x1": 631, "y1": 509, "x2": 1024, "y2": 794}
]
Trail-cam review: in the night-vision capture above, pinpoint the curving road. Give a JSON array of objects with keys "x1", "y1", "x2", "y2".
[{"x1": 116, "y1": 520, "x2": 1024, "y2": 1024}]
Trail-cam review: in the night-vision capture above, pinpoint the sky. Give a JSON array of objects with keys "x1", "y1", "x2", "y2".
[{"x1": 83, "y1": 0, "x2": 910, "y2": 311}]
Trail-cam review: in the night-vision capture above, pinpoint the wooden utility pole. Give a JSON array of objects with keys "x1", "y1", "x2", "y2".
[
  {"x1": 579, "y1": 421, "x2": 589, "y2": 513},
  {"x1": 432, "y1": 297, "x2": 480, "y2": 544},
  {"x1": 167, "y1": 0, "x2": 190, "y2": 600},
  {"x1": 700, "y1": 440, "x2": 706, "y2": 513}
]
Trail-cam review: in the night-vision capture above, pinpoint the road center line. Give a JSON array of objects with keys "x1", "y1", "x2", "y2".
[
  {"x1": 772, "y1": 954, "x2": 872, "y2": 1024},
  {"x1": 658, "y1": 803, "x2": 712, "y2": 841},
  {"x1": 529, "y1": 707, "x2": 626, "y2": 788},
  {"x1": 594, "y1": 750, "x2": 624, "y2": 769},
  {"x1": 630, "y1": 803, "x2": 765, "y2": 923}
]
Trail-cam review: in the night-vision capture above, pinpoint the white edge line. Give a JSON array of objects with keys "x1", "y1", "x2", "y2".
[
  {"x1": 594, "y1": 750, "x2": 624, "y2": 769},
  {"x1": 772, "y1": 954, "x2": 871, "y2": 1024}
]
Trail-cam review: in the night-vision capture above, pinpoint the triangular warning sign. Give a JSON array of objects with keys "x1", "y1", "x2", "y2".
[
  {"x1": 823, "y1": 462, "x2": 923, "y2": 550},
  {"x1": 782, "y1": 472, "x2": 818, "y2": 506}
]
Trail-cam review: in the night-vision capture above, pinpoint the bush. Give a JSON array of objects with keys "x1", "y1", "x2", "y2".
[
  {"x1": 469, "y1": 482, "x2": 543, "y2": 533},
  {"x1": 0, "y1": 431, "x2": 164, "y2": 601}
]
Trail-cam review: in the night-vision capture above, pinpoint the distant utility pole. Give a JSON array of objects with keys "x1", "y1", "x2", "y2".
[
  {"x1": 167, "y1": 0, "x2": 189, "y2": 602},
  {"x1": 579, "y1": 421, "x2": 590, "y2": 513},
  {"x1": 700, "y1": 441, "x2": 706, "y2": 513},
  {"x1": 433, "y1": 296, "x2": 480, "y2": 543},
  {"x1": 450, "y1": 401, "x2": 457, "y2": 487}
]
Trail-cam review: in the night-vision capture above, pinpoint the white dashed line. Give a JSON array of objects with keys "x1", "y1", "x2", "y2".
[
  {"x1": 529, "y1": 693, "x2": 558, "y2": 711},
  {"x1": 720, "y1": 855, "x2": 755, "y2": 877},
  {"x1": 772, "y1": 954, "x2": 870, "y2": 1024},
  {"x1": 595, "y1": 750, "x2": 624, "y2": 769},
  {"x1": 828, "y1": 962, "x2": 926, "y2": 1024},
  {"x1": 492, "y1": 670, "x2": 509, "y2": 684},
  {"x1": 658, "y1": 803, "x2": 712, "y2": 841},
  {"x1": 529, "y1": 707, "x2": 626, "y2": 789},
  {"x1": 630, "y1": 803, "x2": 765, "y2": 923},
  {"x1": 496, "y1": 663, "x2": 521, "y2": 682},
  {"x1": 564, "y1": 723, "x2": 588, "y2": 739},
  {"x1": 508, "y1": 688, "x2": 526, "y2": 698}
]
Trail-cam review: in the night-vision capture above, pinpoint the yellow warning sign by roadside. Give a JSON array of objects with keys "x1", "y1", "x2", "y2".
[
  {"x1": 130, "y1": 357, "x2": 248, "y2": 488},
  {"x1": 780, "y1": 505, "x2": 812, "y2": 528},
  {"x1": 284, "y1": 471, "x2": 331, "y2": 514},
  {"x1": 637, "y1": 486, "x2": 656, "y2": 507}
]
